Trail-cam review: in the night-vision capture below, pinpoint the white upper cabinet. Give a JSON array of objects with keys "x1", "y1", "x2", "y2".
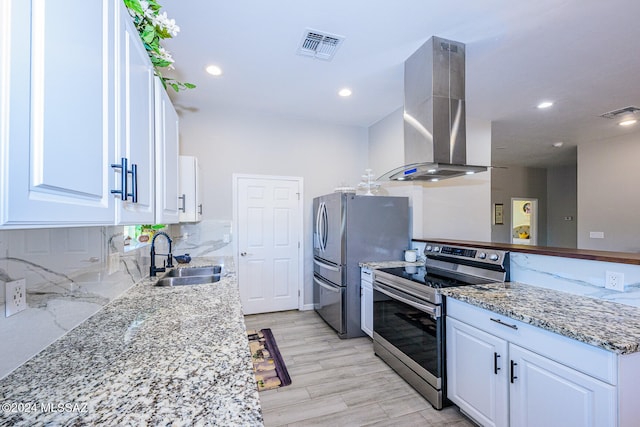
[
  {"x1": 154, "y1": 78, "x2": 180, "y2": 224},
  {"x1": 115, "y1": 6, "x2": 155, "y2": 225},
  {"x1": 0, "y1": 1, "x2": 178, "y2": 228},
  {"x1": 178, "y1": 156, "x2": 202, "y2": 223},
  {"x1": 1, "y1": 0, "x2": 117, "y2": 226}
]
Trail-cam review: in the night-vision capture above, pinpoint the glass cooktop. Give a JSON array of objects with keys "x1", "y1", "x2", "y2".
[{"x1": 377, "y1": 266, "x2": 488, "y2": 289}]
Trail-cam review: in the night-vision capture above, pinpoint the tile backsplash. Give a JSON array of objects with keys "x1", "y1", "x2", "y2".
[{"x1": 0, "y1": 220, "x2": 232, "y2": 379}]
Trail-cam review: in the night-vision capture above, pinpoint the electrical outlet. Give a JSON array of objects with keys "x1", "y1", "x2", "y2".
[
  {"x1": 107, "y1": 252, "x2": 120, "y2": 275},
  {"x1": 5, "y1": 279, "x2": 27, "y2": 317},
  {"x1": 605, "y1": 271, "x2": 625, "y2": 292}
]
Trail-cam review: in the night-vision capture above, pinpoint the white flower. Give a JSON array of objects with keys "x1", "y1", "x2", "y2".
[{"x1": 154, "y1": 11, "x2": 180, "y2": 37}]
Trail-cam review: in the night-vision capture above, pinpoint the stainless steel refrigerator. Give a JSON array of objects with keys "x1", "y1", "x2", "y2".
[{"x1": 313, "y1": 192, "x2": 409, "y2": 338}]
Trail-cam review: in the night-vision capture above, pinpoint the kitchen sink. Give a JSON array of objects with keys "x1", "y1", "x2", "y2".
[
  {"x1": 155, "y1": 275, "x2": 221, "y2": 287},
  {"x1": 163, "y1": 266, "x2": 221, "y2": 277},
  {"x1": 154, "y1": 265, "x2": 222, "y2": 287}
]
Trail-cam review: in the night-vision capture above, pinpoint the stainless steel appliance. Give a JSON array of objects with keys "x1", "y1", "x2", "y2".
[
  {"x1": 379, "y1": 36, "x2": 488, "y2": 182},
  {"x1": 313, "y1": 192, "x2": 409, "y2": 339},
  {"x1": 373, "y1": 242, "x2": 509, "y2": 409}
]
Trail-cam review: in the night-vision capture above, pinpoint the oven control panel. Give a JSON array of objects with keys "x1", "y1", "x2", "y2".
[{"x1": 424, "y1": 242, "x2": 507, "y2": 266}]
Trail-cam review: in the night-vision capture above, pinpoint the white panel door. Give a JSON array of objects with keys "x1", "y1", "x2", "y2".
[
  {"x1": 509, "y1": 344, "x2": 616, "y2": 427},
  {"x1": 1, "y1": 0, "x2": 116, "y2": 226},
  {"x1": 236, "y1": 176, "x2": 301, "y2": 314},
  {"x1": 116, "y1": 6, "x2": 155, "y2": 224},
  {"x1": 446, "y1": 317, "x2": 509, "y2": 427}
]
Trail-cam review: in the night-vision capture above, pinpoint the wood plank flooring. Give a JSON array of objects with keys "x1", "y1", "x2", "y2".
[{"x1": 244, "y1": 310, "x2": 475, "y2": 427}]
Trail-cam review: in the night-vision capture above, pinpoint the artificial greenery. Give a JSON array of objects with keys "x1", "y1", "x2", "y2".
[{"x1": 123, "y1": 0, "x2": 195, "y2": 92}]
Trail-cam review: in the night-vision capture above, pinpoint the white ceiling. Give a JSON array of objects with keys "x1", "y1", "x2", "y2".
[{"x1": 162, "y1": 0, "x2": 640, "y2": 168}]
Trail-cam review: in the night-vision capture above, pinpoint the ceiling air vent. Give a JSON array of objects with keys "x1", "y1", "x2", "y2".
[
  {"x1": 599, "y1": 106, "x2": 640, "y2": 119},
  {"x1": 296, "y1": 29, "x2": 345, "y2": 61}
]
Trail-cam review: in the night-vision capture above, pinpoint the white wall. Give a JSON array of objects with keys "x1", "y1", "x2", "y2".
[
  {"x1": 578, "y1": 131, "x2": 640, "y2": 252},
  {"x1": 177, "y1": 106, "x2": 368, "y2": 305}
]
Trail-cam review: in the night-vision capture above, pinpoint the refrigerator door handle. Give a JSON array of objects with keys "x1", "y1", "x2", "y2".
[
  {"x1": 315, "y1": 202, "x2": 323, "y2": 250},
  {"x1": 321, "y1": 202, "x2": 328, "y2": 251},
  {"x1": 314, "y1": 276, "x2": 340, "y2": 293},
  {"x1": 313, "y1": 258, "x2": 341, "y2": 272}
]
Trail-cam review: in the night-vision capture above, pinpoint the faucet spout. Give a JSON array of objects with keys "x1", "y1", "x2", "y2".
[{"x1": 150, "y1": 231, "x2": 173, "y2": 277}]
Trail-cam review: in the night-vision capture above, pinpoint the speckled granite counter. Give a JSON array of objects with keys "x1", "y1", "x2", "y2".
[
  {"x1": 441, "y1": 282, "x2": 640, "y2": 355},
  {"x1": 0, "y1": 260, "x2": 263, "y2": 426},
  {"x1": 359, "y1": 260, "x2": 424, "y2": 269}
]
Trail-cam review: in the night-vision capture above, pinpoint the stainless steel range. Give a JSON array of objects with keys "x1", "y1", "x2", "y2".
[{"x1": 372, "y1": 242, "x2": 509, "y2": 409}]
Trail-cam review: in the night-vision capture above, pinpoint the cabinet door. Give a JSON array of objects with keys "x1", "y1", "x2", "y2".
[
  {"x1": 1, "y1": 0, "x2": 116, "y2": 226},
  {"x1": 360, "y1": 274, "x2": 373, "y2": 337},
  {"x1": 509, "y1": 344, "x2": 616, "y2": 427},
  {"x1": 446, "y1": 317, "x2": 509, "y2": 427},
  {"x1": 115, "y1": 5, "x2": 155, "y2": 224},
  {"x1": 178, "y1": 156, "x2": 202, "y2": 222},
  {"x1": 154, "y1": 78, "x2": 180, "y2": 224}
]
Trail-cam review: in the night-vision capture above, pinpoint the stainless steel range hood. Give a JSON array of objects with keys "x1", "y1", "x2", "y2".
[{"x1": 379, "y1": 36, "x2": 487, "y2": 181}]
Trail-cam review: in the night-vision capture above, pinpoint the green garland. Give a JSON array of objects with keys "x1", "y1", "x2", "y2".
[{"x1": 123, "y1": 0, "x2": 195, "y2": 92}]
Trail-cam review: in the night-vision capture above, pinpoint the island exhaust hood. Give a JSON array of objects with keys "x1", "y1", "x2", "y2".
[{"x1": 379, "y1": 36, "x2": 487, "y2": 181}]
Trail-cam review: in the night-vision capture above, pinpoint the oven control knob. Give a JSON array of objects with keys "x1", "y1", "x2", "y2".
[
  {"x1": 478, "y1": 252, "x2": 487, "y2": 259},
  {"x1": 489, "y1": 253, "x2": 500, "y2": 261},
  {"x1": 433, "y1": 246, "x2": 440, "y2": 252},
  {"x1": 425, "y1": 245, "x2": 432, "y2": 252}
]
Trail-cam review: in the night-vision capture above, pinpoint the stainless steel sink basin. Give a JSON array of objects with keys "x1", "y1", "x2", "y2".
[
  {"x1": 154, "y1": 265, "x2": 222, "y2": 286},
  {"x1": 163, "y1": 266, "x2": 221, "y2": 277},
  {"x1": 155, "y1": 274, "x2": 221, "y2": 287}
]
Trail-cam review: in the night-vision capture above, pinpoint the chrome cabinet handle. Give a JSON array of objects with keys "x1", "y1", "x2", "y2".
[
  {"x1": 198, "y1": 203, "x2": 203, "y2": 215},
  {"x1": 490, "y1": 318, "x2": 518, "y2": 330},
  {"x1": 178, "y1": 194, "x2": 186, "y2": 212},
  {"x1": 110, "y1": 157, "x2": 128, "y2": 200}
]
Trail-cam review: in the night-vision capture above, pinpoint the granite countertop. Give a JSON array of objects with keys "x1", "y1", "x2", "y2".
[
  {"x1": 0, "y1": 260, "x2": 263, "y2": 426},
  {"x1": 359, "y1": 260, "x2": 424, "y2": 269},
  {"x1": 441, "y1": 282, "x2": 640, "y2": 355}
]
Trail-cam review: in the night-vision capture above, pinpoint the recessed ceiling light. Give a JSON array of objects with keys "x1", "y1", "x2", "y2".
[
  {"x1": 338, "y1": 88, "x2": 352, "y2": 97},
  {"x1": 619, "y1": 119, "x2": 637, "y2": 126},
  {"x1": 431, "y1": 178, "x2": 439, "y2": 182},
  {"x1": 465, "y1": 171, "x2": 475, "y2": 175},
  {"x1": 205, "y1": 65, "x2": 222, "y2": 76},
  {"x1": 552, "y1": 142, "x2": 564, "y2": 148},
  {"x1": 537, "y1": 101, "x2": 553, "y2": 109}
]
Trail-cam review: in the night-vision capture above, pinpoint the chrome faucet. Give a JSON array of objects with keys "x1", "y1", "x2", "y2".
[{"x1": 150, "y1": 231, "x2": 174, "y2": 277}]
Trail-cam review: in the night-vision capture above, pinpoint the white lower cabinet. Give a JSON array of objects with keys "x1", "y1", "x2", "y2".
[
  {"x1": 446, "y1": 298, "x2": 620, "y2": 427},
  {"x1": 360, "y1": 267, "x2": 373, "y2": 337},
  {"x1": 447, "y1": 317, "x2": 508, "y2": 427},
  {"x1": 509, "y1": 344, "x2": 616, "y2": 427}
]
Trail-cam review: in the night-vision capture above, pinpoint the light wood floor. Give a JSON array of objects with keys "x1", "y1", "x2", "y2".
[{"x1": 244, "y1": 310, "x2": 475, "y2": 427}]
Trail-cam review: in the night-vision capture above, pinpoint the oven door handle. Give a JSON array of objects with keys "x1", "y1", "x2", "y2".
[{"x1": 374, "y1": 283, "x2": 441, "y2": 317}]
